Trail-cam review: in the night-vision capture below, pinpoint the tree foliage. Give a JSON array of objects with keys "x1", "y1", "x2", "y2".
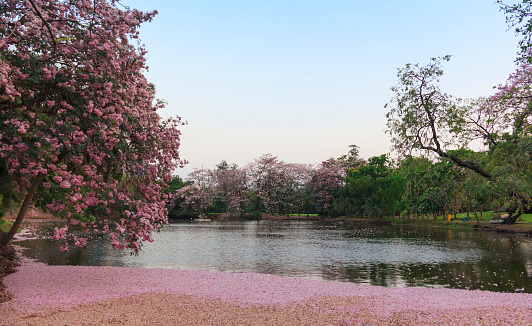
[
  {"x1": 498, "y1": 0, "x2": 532, "y2": 61},
  {"x1": 0, "y1": 0, "x2": 185, "y2": 251}
]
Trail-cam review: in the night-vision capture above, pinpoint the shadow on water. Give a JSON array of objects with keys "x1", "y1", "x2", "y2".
[{"x1": 15, "y1": 220, "x2": 532, "y2": 293}]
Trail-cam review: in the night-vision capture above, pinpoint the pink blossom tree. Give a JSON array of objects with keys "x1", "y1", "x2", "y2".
[
  {"x1": 174, "y1": 168, "x2": 216, "y2": 214},
  {"x1": 0, "y1": 0, "x2": 185, "y2": 251},
  {"x1": 309, "y1": 159, "x2": 345, "y2": 215},
  {"x1": 246, "y1": 154, "x2": 312, "y2": 216},
  {"x1": 211, "y1": 162, "x2": 249, "y2": 215}
]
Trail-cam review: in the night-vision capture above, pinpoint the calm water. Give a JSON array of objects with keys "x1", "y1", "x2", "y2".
[{"x1": 15, "y1": 220, "x2": 532, "y2": 293}]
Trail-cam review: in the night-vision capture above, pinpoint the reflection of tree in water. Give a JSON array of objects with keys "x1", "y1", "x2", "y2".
[
  {"x1": 321, "y1": 232, "x2": 532, "y2": 293},
  {"x1": 17, "y1": 221, "x2": 128, "y2": 267}
]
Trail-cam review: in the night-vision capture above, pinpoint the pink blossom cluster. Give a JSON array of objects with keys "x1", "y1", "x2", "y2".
[
  {"x1": 459, "y1": 62, "x2": 532, "y2": 148},
  {"x1": 0, "y1": 0, "x2": 186, "y2": 252}
]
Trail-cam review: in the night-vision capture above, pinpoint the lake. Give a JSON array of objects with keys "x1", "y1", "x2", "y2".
[{"x1": 15, "y1": 220, "x2": 532, "y2": 293}]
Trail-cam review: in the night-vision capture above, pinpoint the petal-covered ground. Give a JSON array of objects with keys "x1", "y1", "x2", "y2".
[{"x1": 1, "y1": 257, "x2": 532, "y2": 325}]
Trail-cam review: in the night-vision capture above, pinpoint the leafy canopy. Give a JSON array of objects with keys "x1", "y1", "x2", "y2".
[{"x1": 0, "y1": 0, "x2": 185, "y2": 251}]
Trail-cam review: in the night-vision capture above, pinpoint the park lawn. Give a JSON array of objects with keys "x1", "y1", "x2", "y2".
[
  {"x1": 290, "y1": 213, "x2": 318, "y2": 217},
  {"x1": 520, "y1": 213, "x2": 532, "y2": 223},
  {"x1": 444, "y1": 211, "x2": 494, "y2": 220},
  {"x1": 449, "y1": 211, "x2": 532, "y2": 223}
]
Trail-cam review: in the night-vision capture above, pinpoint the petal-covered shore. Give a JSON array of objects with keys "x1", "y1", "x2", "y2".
[{"x1": 1, "y1": 257, "x2": 532, "y2": 325}]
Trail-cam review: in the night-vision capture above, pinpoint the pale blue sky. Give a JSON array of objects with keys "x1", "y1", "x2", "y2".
[{"x1": 126, "y1": 0, "x2": 519, "y2": 176}]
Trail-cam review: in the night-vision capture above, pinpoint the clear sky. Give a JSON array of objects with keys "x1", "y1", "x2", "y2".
[{"x1": 126, "y1": 0, "x2": 520, "y2": 177}]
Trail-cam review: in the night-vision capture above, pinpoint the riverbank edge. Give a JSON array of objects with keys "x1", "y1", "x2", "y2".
[{"x1": 259, "y1": 214, "x2": 532, "y2": 238}]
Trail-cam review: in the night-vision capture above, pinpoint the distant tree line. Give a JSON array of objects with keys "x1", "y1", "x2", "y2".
[{"x1": 167, "y1": 146, "x2": 510, "y2": 222}]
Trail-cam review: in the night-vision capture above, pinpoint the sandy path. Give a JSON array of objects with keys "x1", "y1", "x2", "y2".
[{"x1": 1, "y1": 258, "x2": 532, "y2": 325}]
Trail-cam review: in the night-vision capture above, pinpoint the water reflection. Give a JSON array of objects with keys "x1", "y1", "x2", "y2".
[{"x1": 15, "y1": 220, "x2": 532, "y2": 293}]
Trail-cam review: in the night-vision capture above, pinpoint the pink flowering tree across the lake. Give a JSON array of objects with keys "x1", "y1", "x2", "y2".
[
  {"x1": 309, "y1": 159, "x2": 345, "y2": 216},
  {"x1": 0, "y1": 0, "x2": 185, "y2": 251},
  {"x1": 211, "y1": 162, "x2": 249, "y2": 215},
  {"x1": 246, "y1": 154, "x2": 312, "y2": 216},
  {"x1": 173, "y1": 168, "x2": 216, "y2": 215}
]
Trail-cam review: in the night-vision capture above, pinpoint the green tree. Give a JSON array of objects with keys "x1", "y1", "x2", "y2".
[
  {"x1": 345, "y1": 155, "x2": 402, "y2": 219},
  {"x1": 385, "y1": 54, "x2": 532, "y2": 224}
]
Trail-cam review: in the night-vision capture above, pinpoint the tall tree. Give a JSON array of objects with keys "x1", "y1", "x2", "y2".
[
  {"x1": 0, "y1": 0, "x2": 185, "y2": 251},
  {"x1": 346, "y1": 155, "x2": 402, "y2": 219},
  {"x1": 337, "y1": 144, "x2": 366, "y2": 170},
  {"x1": 385, "y1": 54, "x2": 532, "y2": 224},
  {"x1": 212, "y1": 162, "x2": 249, "y2": 215},
  {"x1": 246, "y1": 155, "x2": 311, "y2": 216},
  {"x1": 309, "y1": 159, "x2": 344, "y2": 216},
  {"x1": 385, "y1": 56, "x2": 491, "y2": 179},
  {"x1": 175, "y1": 168, "x2": 216, "y2": 215}
]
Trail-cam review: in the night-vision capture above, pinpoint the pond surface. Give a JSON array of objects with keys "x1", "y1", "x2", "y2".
[{"x1": 15, "y1": 220, "x2": 532, "y2": 293}]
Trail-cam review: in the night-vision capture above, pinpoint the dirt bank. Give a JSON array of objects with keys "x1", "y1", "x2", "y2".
[{"x1": 0, "y1": 245, "x2": 18, "y2": 304}]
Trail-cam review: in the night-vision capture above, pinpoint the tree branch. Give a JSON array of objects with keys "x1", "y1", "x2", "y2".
[
  {"x1": 419, "y1": 144, "x2": 493, "y2": 180},
  {"x1": 27, "y1": 0, "x2": 56, "y2": 49}
]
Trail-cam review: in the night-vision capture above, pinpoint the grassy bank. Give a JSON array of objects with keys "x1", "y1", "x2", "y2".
[
  {"x1": 383, "y1": 213, "x2": 532, "y2": 237},
  {"x1": 0, "y1": 219, "x2": 13, "y2": 235}
]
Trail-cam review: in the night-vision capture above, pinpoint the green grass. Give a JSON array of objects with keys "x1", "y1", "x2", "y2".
[
  {"x1": 0, "y1": 219, "x2": 13, "y2": 234},
  {"x1": 402, "y1": 210, "x2": 532, "y2": 224},
  {"x1": 289, "y1": 213, "x2": 319, "y2": 217},
  {"x1": 443, "y1": 211, "x2": 532, "y2": 223},
  {"x1": 520, "y1": 213, "x2": 532, "y2": 223}
]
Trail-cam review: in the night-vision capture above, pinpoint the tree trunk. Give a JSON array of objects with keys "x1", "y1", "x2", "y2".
[
  {"x1": 473, "y1": 211, "x2": 480, "y2": 226},
  {"x1": 506, "y1": 212, "x2": 521, "y2": 225},
  {"x1": 453, "y1": 195, "x2": 457, "y2": 220},
  {"x1": 345, "y1": 199, "x2": 348, "y2": 218},
  {"x1": 467, "y1": 192, "x2": 471, "y2": 220},
  {"x1": 1, "y1": 173, "x2": 45, "y2": 246}
]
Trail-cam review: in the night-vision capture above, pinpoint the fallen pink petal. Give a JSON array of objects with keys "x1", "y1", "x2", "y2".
[{"x1": 2, "y1": 256, "x2": 532, "y2": 325}]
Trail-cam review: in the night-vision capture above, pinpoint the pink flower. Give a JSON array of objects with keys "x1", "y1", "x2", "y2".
[
  {"x1": 53, "y1": 226, "x2": 68, "y2": 240},
  {"x1": 60, "y1": 180, "x2": 71, "y2": 189},
  {"x1": 74, "y1": 237, "x2": 87, "y2": 247},
  {"x1": 59, "y1": 244, "x2": 69, "y2": 252},
  {"x1": 53, "y1": 176, "x2": 62, "y2": 183},
  {"x1": 116, "y1": 224, "x2": 126, "y2": 234}
]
